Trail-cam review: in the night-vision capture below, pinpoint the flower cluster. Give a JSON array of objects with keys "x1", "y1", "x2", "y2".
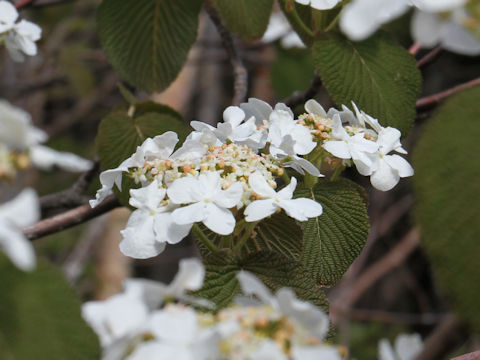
[
  {"x1": 91, "y1": 98, "x2": 412, "y2": 259},
  {"x1": 0, "y1": 0, "x2": 42, "y2": 62},
  {"x1": 0, "y1": 100, "x2": 93, "y2": 181},
  {"x1": 340, "y1": 0, "x2": 480, "y2": 55},
  {"x1": 82, "y1": 258, "x2": 344, "y2": 360}
]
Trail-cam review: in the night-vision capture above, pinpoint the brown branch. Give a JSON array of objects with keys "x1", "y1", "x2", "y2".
[
  {"x1": 23, "y1": 195, "x2": 121, "y2": 241},
  {"x1": 417, "y1": 46, "x2": 442, "y2": 68},
  {"x1": 202, "y1": 0, "x2": 247, "y2": 106},
  {"x1": 283, "y1": 74, "x2": 322, "y2": 108},
  {"x1": 15, "y1": 0, "x2": 75, "y2": 9},
  {"x1": 452, "y1": 351, "x2": 480, "y2": 360},
  {"x1": 416, "y1": 314, "x2": 468, "y2": 360},
  {"x1": 416, "y1": 77, "x2": 480, "y2": 109},
  {"x1": 14, "y1": 0, "x2": 34, "y2": 9},
  {"x1": 333, "y1": 228, "x2": 420, "y2": 313},
  {"x1": 409, "y1": 42, "x2": 422, "y2": 55}
]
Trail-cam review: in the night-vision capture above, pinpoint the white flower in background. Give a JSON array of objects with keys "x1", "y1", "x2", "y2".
[
  {"x1": 262, "y1": 11, "x2": 306, "y2": 49},
  {"x1": 366, "y1": 127, "x2": 414, "y2": 191},
  {"x1": 167, "y1": 171, "x2": 243, "y2": 235},
  {"x1": 322, "y1": 114, "x2": 379, "y2": 171},
  {"x1": 0, "y1": 0, "x2": 42, "y2": 62},
  {"x1": 119, "y1": 179, "x2": 191, "y2": 259},
  {"x1": 295, "y1": 0, "x2": 342, "y2": 10},
  {"x1": 244, "y1": 172, "x2": 322, "y2": 222},
  {"x1": 339, "y1": 0, "x2": 479, "y2": 56},
  {"x1": 379, "y1": 333, "x2": 423, "y2": 360},
  {"x1": 0, "y1": 188, "x2": 38, "y2": 271},
  {"x1": 0, "y1": 100, "x2": 92, "y2": 180}
]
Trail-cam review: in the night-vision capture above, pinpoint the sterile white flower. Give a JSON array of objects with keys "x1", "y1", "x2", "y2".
[
  {"x1": 0, "y1": 188, "x2": 38, "y2": 271},
  {"x1": 323, "y1": 114, "x2": 379, "y2": 171},
  {"x1": 295, "y1": 0, "x2": 342, "y2": 10},
  {"x1": 168, "y1": 171, "x2": 243, "y2": 235},
  {"x1": 244, "y1": 172, "x2": 323, "y2": 222},
  {"x1": 119, "y1": 179, "x2": 192, "y2": 259},
  {"x1": 367, "y1": 127, "x2": 414, "y2": 191},
  {"x1": 379, "y1": 333, "x2": 423, "y2": 360},
  {"x1": 0, "y1": 99, "x2": 92, "y2": 180},
  {"x1": 0, "y1": 0, "x2": 42, "y2": 62}
]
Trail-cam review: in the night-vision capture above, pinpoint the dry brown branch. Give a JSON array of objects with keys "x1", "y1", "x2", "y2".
[
  {"x1": 283, "y1": 74, "x2": 322, "y2": 108},
  {"x1": 451, "y1": 351, "x2": 480, "y2": 360},
  {"x1": 416, "y1": 77, "x2": 480, "y2": 109}
]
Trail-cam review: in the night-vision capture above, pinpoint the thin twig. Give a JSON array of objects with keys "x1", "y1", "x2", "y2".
[
  {"x1": 283, "y1": 74, "x2": 322, "y2": 108},
  {"x1": 333, "y1": 228, "x2": 420, "y2": 315},
  {"x1": 409, "y1": 41, "x2": 422, "y2": 55},
  {"x1": 416, "y1": 77, "x2": 480, "y2": 109},
  {"x1": 202, "y1": 0, "x2": 248, "y2": 106},
  {"x1": 15, "y1": 0, "x2": 74, "y2": 9},
  {"x1": 23, "y1": 195, "x2": 121, "y2": 241},
  {"x1": 417, "y1": 46, "x2": 442, "y2": 68},
  {"x1": 14, "y1": 0, "x2": 34, "y2": 9},
  {"x1": 452, "y1": 351, "x2": 480, "y2": 360},
  {"x1": 40, "y1": 161, "x2": 100, "y2": 214},
  {"x1": 416, "y1": 314, "x2": 468, "y2": 360}
]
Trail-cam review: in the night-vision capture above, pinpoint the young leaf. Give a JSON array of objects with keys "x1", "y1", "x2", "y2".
[
  {"x1": 0, "y1": 258, "x2": 100, "y2": 359},
  {"x1": 312, "y1": 32, "x2": 421, "y2": 135},
  {"x1": 211, "y1": 0, "x2": 274, "y2": 40},
  {"x1": 413, "y1": 87, "x2": 480, "y2": 333},
  {"x1": 97, "y1": 0, "x2": 202, "y2": 92},
  {"x1": 295, "y1": 179, "x2": 369, "y2": 286}
]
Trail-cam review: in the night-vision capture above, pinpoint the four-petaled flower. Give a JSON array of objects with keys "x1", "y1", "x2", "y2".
[
  {"x1": 244, "y1": 172, "x2": 323, "y2": 222},
  {"x1": 295, "y1": 0, "x2": 342, "y2": 10}
]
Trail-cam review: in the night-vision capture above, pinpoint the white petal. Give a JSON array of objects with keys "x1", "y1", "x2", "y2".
[
  {"x1": 0, "y1": 188, "x2": 39, "y2": 227},
  {"x1": 292, "y1": 345, "x2": 342, "y2": 360},
  {"x1": 237, "y1": 271, "x2": 275, "y2": 305},
  {"x1": 441, "y1": 22, "x2": 480, "y2": 56},
  {"x1": 286, "y1": 157, "x2": 322, "y2": 177},
  {"x1": 203, "y1": 203, "x2": 235, "y2": 235},
  {"x1": 292, "y1": 125, "x2": 316, "y2": 155},
  {"x1": 279, "y1": 198, "x2": 322, "y2": 221},
  {"x1": 168, "y1": 258, "x2": 205, "y2": 295},
  {"x1": 223, "y1": 106, "x2": 245, "y2": 128},
  {"x1": 146, "y1": 132, "x2": 179, "y2": 158},
  {"x1": 153, "y1": 212, "x2": 192, "y2": 245},
  {"x1": 323, "y1": 140, "x2": 351, "y2": 159},
  {"x1": 127, "y1": 342, "x2": 178, "y2": 360},
  {"x1": 384, "y1": 154, "x2": 414, "y2": 178},
  {"x1": 248, "y1": 172, "x2": 276, "y2": 198},
  {"x1": 119, "y1": 211, "x2": 166, "y2": 259},
  {"x1": 171, "y1": 202, "x2": 206, "y2": 225},
  {"x1": 171, "y1": 139, "x2": 206, "y2": 160},
  {"x1": 198, "y1": 171, "x2": 221, "y2": 198},
  {"x1": 309, "y1": 0, "x2": 341, "y2": 10},
  {"x1": 251, "y1": 340, "x2": 288, "y2": 360},
  {"x1": 305, "y1": 99, "x2": 327, "y2": 117},
  {"x1": 240, "y1": 98, "x2": 273, "y2": 126},
  {"x1": 411, "y1": 10, "x2": 442, "y2": 48},
  {"x1": 277, "y1": 177, "x2": 297, "y2": 200},
  {"x1": 30, "y1": 145, "x2": 92, "y2": 172},
  {"x1": 167, "y1": 177, "x2": 203, "y2": 204},
  {"x1": 149, "y1": 306, "x2": 198, "y2": 343},
  {"x1": 0, "y1": 224, "x2": 36, "y2": 271},
  {"x1": 378, "y1": 339, "x2": 396, "y2": 360},
  {"x1": 129, "y1": 179, "x2": 166, "y2": 211},
  {"x1": 370, "y1": 158, "x2": 400, "y2": 191},
  {"x1": 244, "y1": 199, "x2": 277, "y2": 222},
  {"x1": 411, "y1": 0, "x2": 466, "y2": 12},
  {"x1": 394, "y1": 333, "x2": 423, "y2": 360},
  {"x1": 213, "y1": 181, "x2": 243, "y2": 209},
  {"x1": 0, "y1": 1, "x2": 18, "y2": 29}
]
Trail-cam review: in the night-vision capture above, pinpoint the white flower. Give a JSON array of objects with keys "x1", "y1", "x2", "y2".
[
  {"x1": 167, "y1": 171, "x2": 243, "y2": 235},
  {"x1": 262, "y1": 12, "x2": 306, "y2": 49},
  {"x1": 244, "y1": 172, "x2": 322, "y2": 222},
  {"x1": 379, "y1": 333, "x2": 423, "y2": 360},
  {"x1": 339, "y1": 0, "x2": 466, "y2": 42},
  {"x1": 119, "y1": 179, "x2": 192, "y2": 259},
  {"x1": 411, "y1": 6, "x2": 480, "y2": 56},
  {"x1": 295, "y1": 0, "x2": 342, "y2": 10},
  {"x1": 367, "y1": 127, "x2": 414, "y2": 191},
  {"x1": 0, "y1": 188, "x2": 38, "y2": 271},
  {"x1": 323, "y1": 114, "x2": 379, "y2": 171},
  {"x1": 268, "y1": 108, "x2": 321, "y2": 176},
  {"x1": 0, "y1": 0, "x2": 41, "y2": 62},
  {"x1": 291, "y1": 345, "x2": 343, "y2": 360},
  {"x1": 236, "y1": 271, "x2": 330, "y2": 341},
  {"x1": 0, "y1": 100, "x2": 92, "y2": 176}
]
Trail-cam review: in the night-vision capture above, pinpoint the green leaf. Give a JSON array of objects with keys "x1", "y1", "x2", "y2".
[
  {"x1": 0, "y1": 258, "x2": 100, "y2": 360},
  {"x1": 96, "y1": 104, "x2": 188, "y2": 171},
  {"x1": 211, "y1": 0, "x2": 274, "y2": 40},
  {"x1": 312, "y1": 32, "x2": 421, "y2": 135},
  {"x1": 196, "y1": 251, "x2": 328, "y2": 310},
  {"x1": 413, "y1": 87, "x2": 480, "y2": 332},
  {"x1": 278, "y1": 0, "x2": 314, "y2": 47},
  {"x1": 295, "y1": 179, "x2": 369, "y2": 286},
  {"x1": 97, "y1": 0, "x2": 202, "y2": 92},
  {"x1": 193, "y1": 212, "x2": 303, "y2": 260}
]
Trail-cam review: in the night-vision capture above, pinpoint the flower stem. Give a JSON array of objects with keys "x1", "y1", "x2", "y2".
[
  {"x1": 288, "y1": 3, "x2": 315, "y2": 38},
  {"x1": 192, "y1": 224, "x2": 219, "y2": 253},
  {"x1": 233, "y1": 221, "x2": 257, "y2": 253},
  {"x1": 330, "y1": 165, "x2": 343, "y2": 181}
]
